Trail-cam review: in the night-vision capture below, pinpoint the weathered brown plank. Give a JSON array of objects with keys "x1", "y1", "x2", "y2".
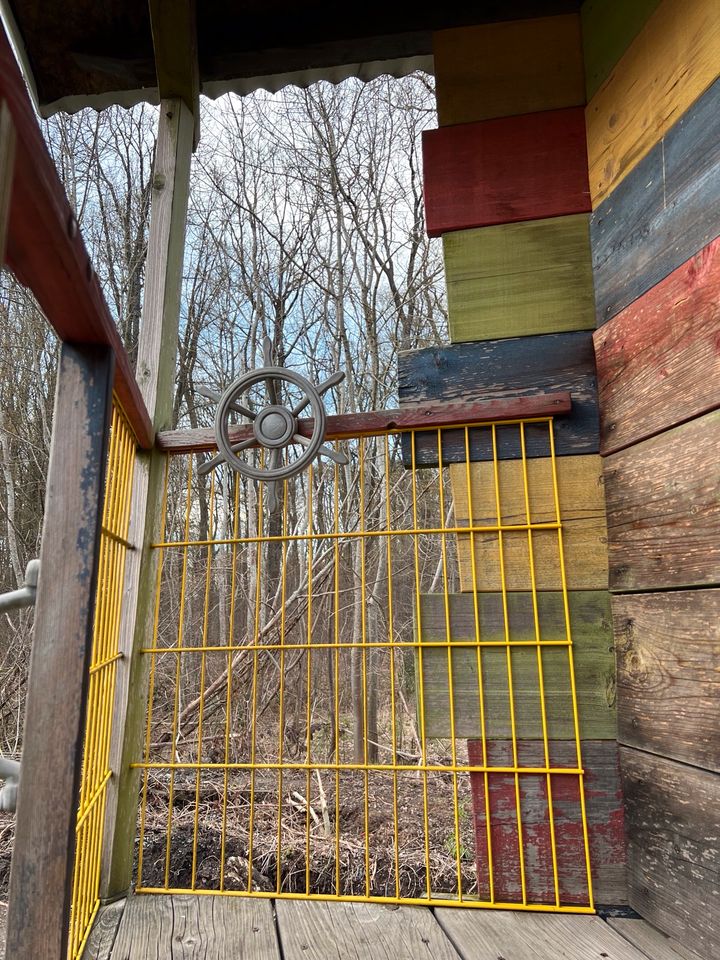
[
  {"x1": 433, "y1": 15, "x2": 584, "y2": 127},
  {"x1": 468, "y1": 740, "x2": 626, "y2": 906},
  {"x1": 620, "y1": 746, "x2": 720, "y2": 959},
  {"x1": 594, "y1": 235, "x2": 720, "y2": 455},
  {"x1": 604, "y1": 411, "x2": 720, "y2": 592},
  {"x1": 452, "y1": 455, "x2": 608, "y2": 592},
  {"x1": 608, "y1": 918, "x2": 705, "y2": 960},
  {"x1": 80, "y1": 899, "x2": 125, "y2": 960},
  {"x1": 436, "y1": 910, "x2": 646, "y2": 960},
  {"x1": 614, "y1": 589, "x2": 720, "y2": 772},
  {"x1": 6, "y1": 344, "x2": 114, "y2": 960},
  {"x1": 397, "y1": 331, "x2": 599, "y2": 465},
  {"x1": 156, "y1": 393, "x2": 572, "y2": 454},
  {"x1": 444, "y1": 215, "x2": 595, "y2": 343},
  {"x1": 586, "y1": 0, "x2": 720, "y2": 206},
  {"x1": 102, "y1": 99, "x2": 194, "y2": 899},
  {"x1": 110, "y1": 894, "x2": 281, "y2": 958},
  {"x1": 275, "y1": 899, "x2": 460, "y2": 960},
  {"x1": 417, "y1": 591, "x2": 615, "y2": 740}
]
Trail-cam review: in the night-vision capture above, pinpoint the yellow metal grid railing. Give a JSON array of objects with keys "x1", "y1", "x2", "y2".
[
  {"x1": 133, "y1": 417, "x2": 593, "y2": 912},
  {"x1": 69, "y1": 400, "x2": 136, "y2": 959}
]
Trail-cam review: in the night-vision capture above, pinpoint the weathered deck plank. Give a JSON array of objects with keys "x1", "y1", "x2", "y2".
[
  {"x1": 109, "y1": 894, "x2": 281, "y2": 959},
  {"x1": 608, "y1": 918, "x2": 705, "y2": 960},
  {"x1": 436, "y1": 910, "x2": 649, "y2": 960},
  {"x1": 275, "y1": 900, "x2": 461, "y2": 960},
  {"x1": 81, "y1": 899, "x2": 126, "y2": 960}
]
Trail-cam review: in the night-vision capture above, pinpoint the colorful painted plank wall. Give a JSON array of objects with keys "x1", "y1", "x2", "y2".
[
  {"x1": 585, "y1": 0, "x2": 720, "y2": 952},
  {"x1": 400, "y1": 10, "x2": 625, "y2": 907}
]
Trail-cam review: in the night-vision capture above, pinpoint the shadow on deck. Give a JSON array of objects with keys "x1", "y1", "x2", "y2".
[{"x1": 84, "y1": 894, "x2": 698, "y2": 960}]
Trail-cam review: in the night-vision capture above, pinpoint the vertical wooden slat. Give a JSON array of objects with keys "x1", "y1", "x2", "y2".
[
  {"x1": 100, "y1": 98, "x2": 193, "y2": 898},
  {"x1": 0, "y1": 99, "x2": 16, "y2": 262},
  {"x1": 5, "y1": 343, "x2": 114, "y2": 960}
]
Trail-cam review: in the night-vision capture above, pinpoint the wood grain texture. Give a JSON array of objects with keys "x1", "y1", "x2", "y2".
[
  {"x1": 613, "y1": 589, "x2": 720, "y2": 773},
  {"x1": 468, "y1": 740, "x2": 626, "y2": 906},
  {"x1": 275, "y1": 899, "x2": 460, "y2": 960},
  {"x1": 157, "y1": 393, "x2": 572, "y2": 454},
  {"x1": 81, "y1": 899, "x2": 126, "y2": 960},
  {"x1": 102, "y1": 99, "x2": 194, "y2": 899},
  {"x1": 590, "y1": 78, "x2": 720, "y2": 326},
  {"x1": 620, "y1": 747, "x2": 720, "y2": 959},
  {"x1": 581, "y1": 0, "x2": 662, "y2": 101},
  {"x1": 422, "y1": 108, "x2": 590, "y2": 236},
  {"x1": 436, "y1": 910, "x2": 646, "y2": 960},
  {"x1": 5, "y1": 345, "x2": 114, "y2": 960},
  {"x1": 452, "y1": 455, "x2": 608, "y2": 592},
  {"x1": 433, "y1": 15, "x2": 584, "y2": 127},
  {"x1": 604, "y1": 411, "x2": 720, "y2": 592},
  {"x1": 417, "y1": 591, "x2": 616, "y2": 740},
  {"x1": 444, "y1": 215, "x2": 595, "y2": 343},
  {"x1": 398, "y1": 331, "x2": 599, "y2": 466},
  {"x1": 594, "y1": 235, "x2": 720, "y2": 455},
  {"x1": 110, "y1": 894, "x2": 281, "y2": 959},
  {"x1": 0, "y1": 100, "x2": 15, "y2": 264},
  {"x1": 586, "y1": 0, "x2": 720, "y2": 206},
  {"x1": 608, "y1": 918, "x2": 706, "y2": 960}
]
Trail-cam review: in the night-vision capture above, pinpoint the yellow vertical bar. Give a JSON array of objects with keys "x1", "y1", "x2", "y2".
[
  {"x1": 358, "y1": 441, "x2": 371, "y2": 897},
  {"x1": 220, "y1": 471, "x2": 241, "y2": 890},
  {"x1": 491, "y1": 423, "x2": 527, "y2": 904},
  {"x1": 463, "y1": 428, "x2": 494, "y2": 903},
  {"x1": 383, "y1": 434, "x2": 401, "y2": 900},
  {"x1": 410, "y1": 430, "x2": 433, "y2": 899},
  {"x1": 137, "y1": 454, "x2": 170, "y2": 889},
  {"x1": 548, "y1": 420, "x2": 595, "y2": 910},
  {"x1": 519, "y1": 422, "x2": 560, "y2": 906},
  {"x1": 163, "y1": 455, "x2": 194, "y2": 887},
  {"x1": 247, "y1": 466, "x2": 265, "y2": 892},
  {"x1": 436, "y1": 428, "x2": 464, "y2": 900},
  {"x1": 191, "y1": 469, "x2": 216, "y2": 889},
  {"x1": 333, "y1": 451, "x2": 342, "y2": 896},
  {"x1": 275, "y1": 478, "x2": 290, "y2": 894},
  {"x1": 304, "y1": 466, "x2": 314, "y2": 895}
]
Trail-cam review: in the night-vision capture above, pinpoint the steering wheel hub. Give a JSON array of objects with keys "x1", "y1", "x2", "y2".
[{"x1": 253, "y1": 405, "x2": 296, "y2": 448}]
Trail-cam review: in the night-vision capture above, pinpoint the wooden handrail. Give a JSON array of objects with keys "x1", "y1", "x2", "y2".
[
  {"x1": 157, "y1": 391, "x2": 572, "y2": 453},
  {"x1": 0, "y1": 27, "x2": 153, "y2": 449}
]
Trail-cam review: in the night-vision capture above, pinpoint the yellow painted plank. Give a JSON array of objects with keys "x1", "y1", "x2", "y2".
[
  {"x1": 450, "y1": 454, "x2": 608, "y2": 591},
  {"x1": 433, "y1": 14, "x2": 585, "y2": 126},
  {"x1": 443, "y1": 214, "x2": 595, "y2": 344},
  {"x1": 586, "y1": 0, "x2": 720, "y2": 206}
]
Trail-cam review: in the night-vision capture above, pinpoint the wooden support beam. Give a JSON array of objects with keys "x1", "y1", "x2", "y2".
[
  {"x1": 0, "y1": 26, "x2": 152, "y2": 448},
  {"x1": 5, "y1": 344, "x2": 114, "y2": 960},
  {"x1": 0, "y1": 100, "x2": 15, "y2": 262},
  {"x1": 101, "y1": 99, "x2": 193, "y2": 899},
  {"x1": 149, "y1": 0, "x2": 200, "y2": 145}
]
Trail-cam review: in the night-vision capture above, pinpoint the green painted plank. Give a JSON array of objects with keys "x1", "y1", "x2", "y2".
[
  {"x1": 416, "y1": 591, "x2": 616, "y2": 740},
  {"x1": 443, "y1": 214, "x2": 595, "y2": 344},
  {"x1": 582, "y1": 0, "x2": 662, "y2": 101}
]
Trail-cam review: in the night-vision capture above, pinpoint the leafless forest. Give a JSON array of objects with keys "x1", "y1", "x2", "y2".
[{"x1": 0, "y1": 75, "x2": 464, "y2": 895}]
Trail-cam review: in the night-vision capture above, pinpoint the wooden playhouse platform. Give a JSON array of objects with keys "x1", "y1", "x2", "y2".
[{"x1": 84, "y1": 895, "x2": 698, "y2": 960}]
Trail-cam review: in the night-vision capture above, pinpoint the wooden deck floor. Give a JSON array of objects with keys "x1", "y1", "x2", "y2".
[{"x1": 83, "y1": 895, "x2": 701, "y2": 960}]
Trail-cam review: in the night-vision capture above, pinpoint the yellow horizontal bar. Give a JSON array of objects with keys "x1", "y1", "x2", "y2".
[
  {"x1": 76, "y1": 769, "x2": 111, "y2": 829},
  {"x1": 89, "y1": 652, "x2": 123, "y2": 675},
  {"x1": 140, "y1": 638, "x2": 572, "y2": 655},
  {"x1": 100, "y1": 526, "x2": 135, "y2": 550},
  {"x1": 134, "y1": 886, "x2": 593, "y2": 913},
  {"x1": 132, "y1": 760, "x2": 584, "y2": 775},
  {"x1": 151, "y1": 521, "x2": 561, "y2": 550}
]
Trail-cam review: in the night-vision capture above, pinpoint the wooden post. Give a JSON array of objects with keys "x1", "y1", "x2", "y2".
[
  {"x1": 100, "y1": 98, "x2": 193, "y2": 898},
  {"x1": 0, "y1": 99, "x2": 15, "y2": 261},
  {"x1": 5, "y1": 344, "x2": 114, "y2": 960}
]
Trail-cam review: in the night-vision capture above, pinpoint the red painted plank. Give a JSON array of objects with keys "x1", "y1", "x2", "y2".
[
  {"x1": 0, "y1": 27, "x2": 152, "y2": 449},
  {"x1": 156, "y1": 391, "x2": 572, "y2": 453},
  {"x1": 422, "y1": 107, "x2": 591, "y2": 237},
  {"x1": 594, "y1": 235, "x2": 720, "y2": 456},
  {"x1": 468, "y1": 740, "x2": 626, "y2": 906}
]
